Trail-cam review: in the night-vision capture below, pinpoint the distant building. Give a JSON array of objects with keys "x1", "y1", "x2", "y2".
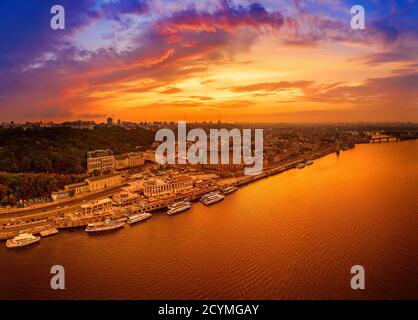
[
  {"x1": 80, "y1": 198, "x2": 113, "y2": 215},
  {"x1": 87, "y1": 149, "x2": 147, "y2": 175},
  {"x1": 112, "y1": 191, "x2": 140, "y2": 207},
  {"x1": 143, "y1": 175, "x2": 193, "y2": 198},
  {"x1": 115, "y1": 152, "x2": 145, "y2": 170},
  {"x1": 51, "y1": 190, "x2": 71, "y2": 201},
  {"x1": 87, "y1": 149, "x2": 115, "y2": 175},
  {"x1": 201, "y1": 150, "x2": 244, "y2": 173},
  {"x1": 143, "y1": 150, "x2": 156, "y2": 163},
  {"x1": 51, "y1": 174, "x2": 123, "y2": 201},
  {"x1": 85, "y1": 173, "x2": 123, "y2": 192},
  {"x1": 60, "y1": 120, "x2": 96, "y2": 130},
  {"x1": 64, "y1": 181, "x2": 89, "y2": 194}
]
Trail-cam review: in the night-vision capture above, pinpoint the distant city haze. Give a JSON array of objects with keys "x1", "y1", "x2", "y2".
[{"x1": 155, "y1": 122, "x2": 264, "y2": 175}]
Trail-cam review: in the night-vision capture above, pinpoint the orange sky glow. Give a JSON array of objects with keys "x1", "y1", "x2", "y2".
[{"x1": 1, "y1": 0, "x2": 417, "y2": 123}]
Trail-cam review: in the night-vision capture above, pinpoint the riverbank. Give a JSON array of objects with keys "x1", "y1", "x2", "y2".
[{"x1": 0, "y1": 143, "x2": 344, "y2": 241}]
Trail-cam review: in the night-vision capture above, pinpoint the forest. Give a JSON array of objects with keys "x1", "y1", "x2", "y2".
[
  {"x1": 0, "y1": 126, "x2": 155, "y2": 174},
  {"x1": 0, "y1": 172, "x2": 87, "y2": 206},
  {"x1": 0, "y1": 126, "x2": 155, "y2": 206}
]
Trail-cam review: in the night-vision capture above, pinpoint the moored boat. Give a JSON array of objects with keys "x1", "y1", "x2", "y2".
[
  {"x1": 296, "y1": 163, "x2": 306, "y2": 169},
  {"x1": 167, "y1": 201, "x2": 191, "y2": 215},
  {"x1": 200, "y1": 192, "x2": 224, "y2": 206},
  {"x1": 222, "y1": 186, "x2": 238, "y2": 195},
  {"x1": 40, "y1": 228, "x2": 59, "y2": 237},
  {"x1": 86, "y1": 219, "x2": 125, "y2": 233},
  {"x1": 127, "y1": 213, "x2": 152, "y2": 224},
  {"x1": 6, "y1": 233, "x2": 40, "y2": 248}
]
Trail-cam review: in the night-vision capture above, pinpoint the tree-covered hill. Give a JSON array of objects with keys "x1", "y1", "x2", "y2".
[
  {"x1": 0, "y1": 172, "x2": 87, "y2": 206},
  {"x1": 0, "y1": 126, "x2": 155, "y2": 174}
]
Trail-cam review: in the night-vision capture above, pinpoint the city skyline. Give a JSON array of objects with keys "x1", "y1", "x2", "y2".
[{"x1": 1, "y1": 0, "x2": 417, "y2": 123}]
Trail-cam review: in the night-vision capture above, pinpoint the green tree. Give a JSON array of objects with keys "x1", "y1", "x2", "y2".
[
  {"x1": 0, "y1": 184, "x2": 9, "y2": 199},
  {"x1": 8, "y1": 194, "x2": 17, "y2": 206}
]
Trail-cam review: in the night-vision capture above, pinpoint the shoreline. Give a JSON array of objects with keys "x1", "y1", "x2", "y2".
[
  {"x1": 0, "y1": 145, "x2": 344, "y2": 241},
  {"x1": 1, "y1": 139, "x2": 415, "y2": 242}
]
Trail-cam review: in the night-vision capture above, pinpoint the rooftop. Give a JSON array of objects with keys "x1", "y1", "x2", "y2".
[
  {"x1": 64, "y1": 181, "x2": 88, "y2": 189},
  {"x1": 85, "y1": 173, "x2": 122, "y2": 183},
  {"x1": 81, "y1": 198, "x2": 112, "y2": 209},
  {"x1": 143, "y1": 175, "x2": 193, "y2": 187},
  {"x1": 87, "y1": 149, "x2": 114, "y2": 159}
]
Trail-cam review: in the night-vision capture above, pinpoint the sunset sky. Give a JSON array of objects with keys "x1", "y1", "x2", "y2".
[{"x1": 0, "y1": 0, "x2": 417, "y2": 123}]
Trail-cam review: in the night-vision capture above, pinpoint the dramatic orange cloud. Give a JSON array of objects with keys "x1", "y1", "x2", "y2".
[{"x1": 1, "y1": 0, "x2": 417, "y2": 122}]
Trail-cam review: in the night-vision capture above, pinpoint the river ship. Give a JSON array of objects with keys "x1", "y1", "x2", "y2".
[
  {"x1": 40, "y1": 228, "x2": 59, "y2": 237},
  {"x1": 222, "y1": 186, "x2": 238, "y2": 195},
  {"x1": 127, "y1": 213, "x2": 152, "y2": 224},
  {"x1": 6, "y1": 233, "x2": 40, "y2": 248},
  {"x1": 200, "y1": 192, "x2": 225, "y2": 206},
  {"x1": 86, "y1": 220, "x2": 125, "y2": 233},
  {"x1": 167, "y1": 201, "x2": 192, "y2": 215}
]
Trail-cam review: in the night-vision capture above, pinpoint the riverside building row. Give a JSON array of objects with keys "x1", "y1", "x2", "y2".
[
  {"x1": 143, "y1": 175, "x2": 194, "y2": 197},
  {"x1": 51, "y1": 174, "x2": 123, "y2": 201},
  {"x1": 86, "y1": 149, "x2": 156, "y2": 175}
]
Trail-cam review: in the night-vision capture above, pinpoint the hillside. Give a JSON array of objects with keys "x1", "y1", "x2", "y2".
[{"x1": 0, "y1": 126, "x2": 155, "y2": 174}]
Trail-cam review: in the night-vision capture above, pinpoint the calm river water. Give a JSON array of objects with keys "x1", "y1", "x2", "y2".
[{"x1": 1, "y1": 140, "x2": 417, "y2": 299}]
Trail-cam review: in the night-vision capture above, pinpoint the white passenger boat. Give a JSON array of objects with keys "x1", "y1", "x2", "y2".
[
  {"x1": 200, "y1": 192, "x2": 224, "y2": 206},
  {"x1": 86, "y1": 219, "x2": 125, "y2": 233},
  {"x1": 6, "y1": 233, "x2": 40, "y2": 248},
  {"x1": 167, "y1": 201, "x2": 191, "y2": 215},
  {"x1": 222, "y1": 186, "x2": 238, "y2": 195},
  {"x1": 127, "y1": 213, "x2": 152, "y2": 224}
]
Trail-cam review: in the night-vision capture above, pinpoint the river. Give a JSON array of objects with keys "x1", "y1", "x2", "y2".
[{"x1": 1, "y1": 140, "x2": 417, "y2": 299}]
